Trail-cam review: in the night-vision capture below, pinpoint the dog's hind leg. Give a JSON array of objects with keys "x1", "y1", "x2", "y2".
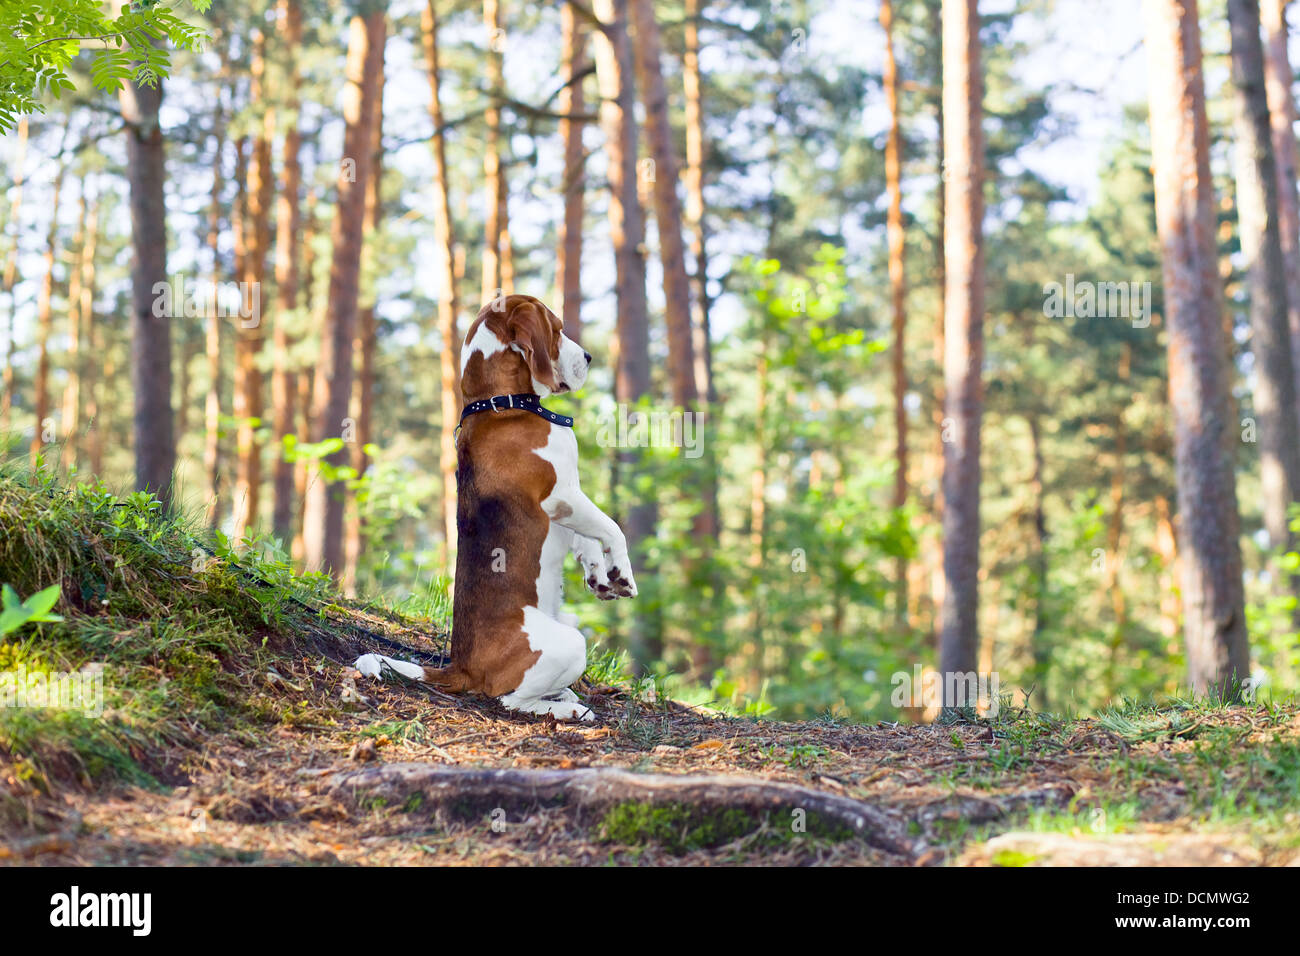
[{"x1": 498, "y1": 607, "x2": 592, "y2": 721}]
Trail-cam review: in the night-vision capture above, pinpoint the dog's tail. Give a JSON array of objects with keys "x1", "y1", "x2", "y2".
[{"x1": 355, "y1": 653, "x2": 471, "y2": 694}]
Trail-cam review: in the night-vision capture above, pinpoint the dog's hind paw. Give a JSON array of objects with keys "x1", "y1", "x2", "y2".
[{"x1": 500, "y1": 691, "x2": 596, "y2": 722}]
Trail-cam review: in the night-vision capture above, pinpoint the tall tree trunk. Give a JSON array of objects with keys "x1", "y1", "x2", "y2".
[
  {"x1": 232, "y1": 136, "x2": 249, "y2": 305},
  {"x1": 1, "y1": 117, "x2": 28, "y2": 432},
  {"x1": 938, "y1": 0, "x2": 985, "y2": 706},
  {"x1": 1154, "y1": 492, "x2": 1182, "y2": 642},
  {"x1": 121, "y1": 71, "x2": 176, "y2": 506},
  {"x1": 1261, "y1": 0, "x2": 1300, "y2": 422},
  {"x1": 882, "y1": 0, "x2": 909, "y2": 625},
  {"x1": 1104, "y1": 342, "x2": 1131, "y2": 698},
  {"x1": 72, "y1": 193, "x2": 100, "y2": 473},
  {"x1": 747, "y1": 343, "x2": 769, "y2": 693},
  {"x1": 81, "y1": 248, "x2": 103, "y2": 477},
  {"x1": 87, "y1": 346, "x2": 110, "y2": 478},
  {"x1": 232, "y1": 26, "x2": 275, "y2": 539},
  {"x1": 1228, "y1": 0, "x2": 1300, "y2": 573},
  {"x1": 630, "y1": 0, "x2": 697, "y2": 409},
  {"x1": 204, "y1": 104, "x2": 227, "y2": 528},
  {"x1": 61, "y1": 186, "x2": 95, "y2": 472},
  {"x1": 498, "y1": 156, "x2": 515, "y2": 292},
  {"x1": 557, "y1": 3, "x2": 587, "y2": 342},
  {"x1": 1027, "y1": 412, "x2": 1050, "y2": 709},
  {"x1": 681, "y1": 0, "x2": 721, "y2": 677},
  {"x1": 293, "y1": 193, "x2": 318, "y2": 563},
  {"x1": 913, "y1": 0, "x2": 947, "y2": 643},
  {"x1": 683, "y1": 0, "x2": 713, "y2": 405},
  {"x1": 629, "y1": 0, "x2": 705, "y2": 670},
  {"x1": 175, "y1": 313, "x2": 199, "y2": 453},
  {"x1": 423, "y1": 0, "x2": 463, "y2": 568},
  {"x1": 1143, "y1": 0, "x2": 1250, "y2": 698},
  {"x1": 30, "y1": 158, "x2": 66, "y2": 468},
  {"x1": 593, "y1": 0, "x2": 658, "y2": 666},
  {"x1": 272, "y1": 0, "x2": 305, "y2": 544},
  {"x1": 482, "y1": 0, "x2": 506, "y2": 303},
  {"x1": 302, "y1": 10, "x2": 386, "y2": 578},
  {"x1": 346, "y1": 68, "x2": 385, "y2": 594}
]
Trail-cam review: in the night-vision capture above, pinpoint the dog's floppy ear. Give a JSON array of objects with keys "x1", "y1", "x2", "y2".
[{"x1": 507, "y1": 300, "x2": 559, "y2": 391}]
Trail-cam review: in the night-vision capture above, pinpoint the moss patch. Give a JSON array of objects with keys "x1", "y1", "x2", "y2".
[{"x1": 597, "y1": 800, "x2": 855, "y2": 854}]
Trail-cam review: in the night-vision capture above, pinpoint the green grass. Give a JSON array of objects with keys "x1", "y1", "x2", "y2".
[
  {"x1": 391, "y1": 574, "x2": 453, "y2": 632},
  {"x1": 923, "y1": 695, "x2": 1300, "y2": 855},
  {"x1": 0, "y1": 467, "x2": 401, "y2": 800}
]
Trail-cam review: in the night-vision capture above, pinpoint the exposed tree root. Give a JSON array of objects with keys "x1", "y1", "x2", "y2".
[
  {"x1": 328, "y1": 762, "x2": 922, "y2": 858},
  {"x1": 914, "y1": 782, "x2": 1078, "y2": 827}
]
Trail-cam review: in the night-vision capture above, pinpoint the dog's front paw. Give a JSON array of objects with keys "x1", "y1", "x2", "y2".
[
  {"x1": 574, "y1": 534, "x2": 619, "y2": 600},
  {"x1": 603, "y1": 551, "x2": 637, "y2": 599}
]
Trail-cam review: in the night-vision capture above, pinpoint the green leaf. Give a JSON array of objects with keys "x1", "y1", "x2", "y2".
[{"x1": 23, "y1": 583, "x2": 62, "y2": 618}]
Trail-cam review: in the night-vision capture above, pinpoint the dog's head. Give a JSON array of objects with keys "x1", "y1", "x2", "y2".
[{"x1": 460, "y1": 294, "x2": 591, "y2": 401}]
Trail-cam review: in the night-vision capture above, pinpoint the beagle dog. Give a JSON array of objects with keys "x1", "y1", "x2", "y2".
[{"x1": 355, "y1": 295, "x2": 636, "y2": 721}]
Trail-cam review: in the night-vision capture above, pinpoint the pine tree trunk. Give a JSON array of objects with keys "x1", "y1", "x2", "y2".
[
  {"x1": 346, "y1": 69, "x2": 385, "y2": 595},
  {"x1": 72, "y1": 194, "x2": 99, "y2": 473},
  {"x1": 293, "y1": 195, "x2": 318, "y2": 563},
  {"x1": 232, "y1": 136, "x2": 248, "y2": 303},
  {"x1": 423, "y1": 0, "x2": 463, "y2": 568},
  {"x1": 88, "y1": 342, "x2": 110, "y2": 479},
  {"x1": 557, "y1": 3, "x2": 586, "y2": 342},
  {"x1": 232, "y1": 26, "x2": 275, "y2": 539},
  {"x1": 498, "y1": 155, "x2": 514, "y2": 292},
  {"x1": 747, "y1": 344, "x2": 769, "y2": 693},
  {"x1": 61, "y1": 187, "x2": 94, "y2": 472},
  {"x1": 938, "y1": 0, "x2": 985, "y2": 705},
  {"x1": 30, "y1": 158, "x2": 66, "y2": 468},
  {"x1": 683, "y1": 0, "x2": 713, "y2": 405},
  {"x1": 1143, "y1": 0, "x2": 1250, "y2": 698},
  {"x1": 1104, "y1": 343, "x2": 1131, "y2": 698},
  {"x1": 1027, "y1": 412, "x2": 1050, "y2": 709},
  {"x1": 1228, "y1": 0, "x2": 1300, "y2": 574},
  {"x1": 1, "y1": 117, "x2": 28, "y2": 433},
  {"x1": 271, "y1": 0, "x2": 304, "y2": 545},
  {"x1": 1261, "y1": 0, "x2": 1300, "y2": 423},
  {"x1": 121, "y1": 71, "x2": 177, "y2": 506},
  {"x1": 175, "y1": 320, "x2": 200, "y2": 459},
  {"x1": 682, "y1": 0, "x2": 721, "y2": 677},
  {"x1": 593, "y1": 0, "x2": 658, "y2": 666},
  {"x1": 204, "y1": 97, "x2": 227, "y2": 528},
  {"x1": 916, "y1": 0, "x2": 947, "y2": 644},
  {"x1": 629, "y1": 0, "x2": 697, "y2": 409},
  {"x1": 882, "y1": 0, "x2": 909, "y2": 625},
  {"x1": 302, "y1": 11, "x2": 386, "y2": 577},
  {"x1": 482, "y1": 0, "x2": 505, "y2": 303},
  {"x1": 1154, "y1": 492, "x2": 1182, "y2": 642},
  {"x1": 629, "y1": 0, "x2": 706, "y2": 669}
]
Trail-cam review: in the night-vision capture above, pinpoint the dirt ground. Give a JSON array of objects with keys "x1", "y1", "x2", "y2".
[{"x1": 5, "y1": 643, "x2": 1296, "y2": 866}]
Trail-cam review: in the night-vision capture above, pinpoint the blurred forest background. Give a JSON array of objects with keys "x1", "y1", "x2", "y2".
[{"x1": 3, "y1": 0, "x2": 1300, "y2": 722}]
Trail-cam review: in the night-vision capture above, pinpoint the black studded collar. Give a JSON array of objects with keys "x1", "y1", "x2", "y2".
[{"x1": 457, "y1": 393, "x2": 574, "y2": 431}]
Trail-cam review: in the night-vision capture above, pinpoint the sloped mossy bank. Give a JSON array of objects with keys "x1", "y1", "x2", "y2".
[{"x1": 0, "y1": 470, "x2": 444, "y2": 805}]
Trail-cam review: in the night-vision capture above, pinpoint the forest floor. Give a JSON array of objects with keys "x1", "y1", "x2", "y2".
[{"x1": 2, "y1": 474, "x2": 1299, "y2": 867}]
